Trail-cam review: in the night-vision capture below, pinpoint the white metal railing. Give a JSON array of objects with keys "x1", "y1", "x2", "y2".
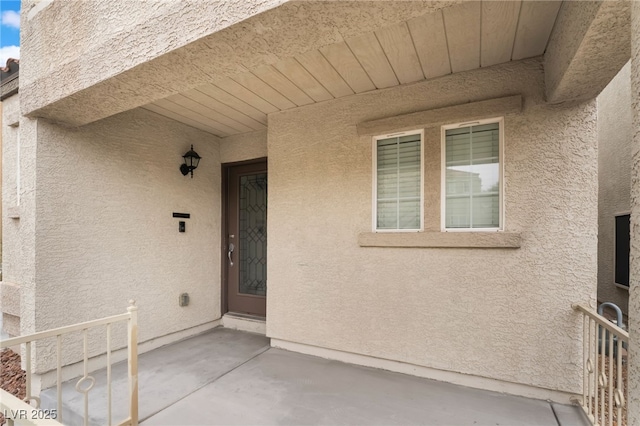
[
  {"x1": 573, "y1": 304, "x2": 628, "y2": 426},
  {"x1": 0, "y1": 301, "x2": 138, "y2": 426}
]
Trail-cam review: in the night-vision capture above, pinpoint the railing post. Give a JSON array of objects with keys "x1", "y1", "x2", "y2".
[
  {"x1": 573, "y1": 303, "x2": 628, "y2": 425},
  {"x1": 1, "y1": 305, "x2": 136, "y2": 426},
  {"x1": 127, "y1": 300, "x2": 139, "y2": 426}
]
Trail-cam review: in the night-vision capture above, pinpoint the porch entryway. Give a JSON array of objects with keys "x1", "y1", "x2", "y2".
[{"x1": 43, "y1": 328, "x2": 588, "y2": 425}]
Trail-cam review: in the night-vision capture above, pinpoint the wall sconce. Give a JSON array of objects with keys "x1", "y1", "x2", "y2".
[{"x1": 180, "y1": 145, "x2": 201, "y2": 178}]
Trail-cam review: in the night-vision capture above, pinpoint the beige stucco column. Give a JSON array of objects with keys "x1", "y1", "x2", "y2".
[{"x1": 629, "y1": 2, "x2": 640, "y2": 423}]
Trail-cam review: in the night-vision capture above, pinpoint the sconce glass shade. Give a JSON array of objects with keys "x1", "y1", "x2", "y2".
[{"x1": 181, "y1": 145, "x2": 201, "y2": 178}]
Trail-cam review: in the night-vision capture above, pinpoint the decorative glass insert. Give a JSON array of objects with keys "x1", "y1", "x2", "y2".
[
  {"x1": 376, "y1": 133, "x2": 422, "y2": 230},
  {"x1": 445, "y1": 122, "x2": 500, "y2": 229},
  {"x1": 239, "y1": 173, "x2": 267, "y2": 296}
]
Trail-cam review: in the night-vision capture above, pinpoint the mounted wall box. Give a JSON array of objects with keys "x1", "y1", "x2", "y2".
[
  {"x1": 179, "y1": 293, "x2": 189, "y2": 307},
  {"x1": 179, "y1": 221, "x2": 185, "y2": 232},
  {"x1": 7, "y1": 206, "x2": 20, "y2": 219}
]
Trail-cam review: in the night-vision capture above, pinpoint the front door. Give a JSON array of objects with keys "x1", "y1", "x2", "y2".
[{"x1": 225, "y1": 161, "x2": 267, "y2": 317}]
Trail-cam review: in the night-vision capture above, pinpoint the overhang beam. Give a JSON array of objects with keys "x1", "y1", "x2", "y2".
[
  {"x1": 21, "y1": 1, "x2": 462, "y2": 128},
  {"x1": 544, "y1": 0, "x2": 630, "y2": 104}
]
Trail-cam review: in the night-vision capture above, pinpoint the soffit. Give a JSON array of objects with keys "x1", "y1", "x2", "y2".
[{"x1": 142, "y1": 1, "x2": 561, "y2": 138}]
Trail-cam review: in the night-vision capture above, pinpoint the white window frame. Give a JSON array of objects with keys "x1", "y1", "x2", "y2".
[
  {"x1": 441, "y1": 117, "x2": 504, "y2": 232},
  {"x1": 372, "y1": 129, "x2": 424, "y2": 232}
]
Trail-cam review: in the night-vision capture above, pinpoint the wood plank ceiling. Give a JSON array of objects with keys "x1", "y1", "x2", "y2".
[{"x1": 142, "y1": 1, "x2": 562, "y2": 138}]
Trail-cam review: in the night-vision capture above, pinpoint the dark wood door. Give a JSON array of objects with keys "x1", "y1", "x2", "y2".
[{"x1": 226, "y1": 161, "x2": 267, "y2": 316}]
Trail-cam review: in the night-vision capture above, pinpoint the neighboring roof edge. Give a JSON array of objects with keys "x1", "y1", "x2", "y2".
[
  {"x1": 0, "y1": 58, "x2": 19, "y2": 73},
  {"x1": 0, "y1": 58, "x2": 20, "y2": 101}
]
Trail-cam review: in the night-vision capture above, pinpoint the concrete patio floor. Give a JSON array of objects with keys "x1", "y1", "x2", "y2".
[{"x1": 45, "y1": 327, "x2": 589, "y2": 426}]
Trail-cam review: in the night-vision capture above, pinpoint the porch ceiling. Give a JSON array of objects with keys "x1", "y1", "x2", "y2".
[{"x1": 142, "y1": 1, "x2": 561, "y2": 138}]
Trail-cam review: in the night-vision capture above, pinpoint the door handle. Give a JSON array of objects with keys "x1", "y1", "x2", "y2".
[{"x1": 228, "y1": 243, "x2": 235, "y2": 267}]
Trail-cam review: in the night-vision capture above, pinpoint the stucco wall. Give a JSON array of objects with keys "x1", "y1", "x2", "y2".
[
  {"x1": 266, "y1": 58, "x2": 597, "y2": 395},
  {"x1": 597, "y1": 62, "x2": 631, "y2": 314},
  {"x1": 2, "y1": 94, "x2": 24, "y2": 289},
  {"x1": 29, "y1": 108, "x2": 221, "y2": 370},
  {"x1": 2, "y1": 93, "x2": 39, "y2": 341},
  {"x1": 544, "y1": 1, "x2": 630, "y2": 104},
  {"x1": 1, "y1": 94, "x2": 22, "y2": 337},
  {"x1": 628, "y1": 2, "x2": 640, "y2": 422},
  {"x1": 0, "y1": 101, "x2": 3, "y2": 261},
  {"x1": 220, "y1": 130, "x2": 267, "y2": 164}
]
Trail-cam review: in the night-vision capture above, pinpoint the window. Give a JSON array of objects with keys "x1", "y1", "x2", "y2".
[
  {"x1": 374, "y1": 130, "x2": 423, "y2": 231},
  {"x1": 615, "y1": 214, "x2": 630, "y2": 288},
  {"x1": 442, "y1": 118, "x2": 503, "y2": 230}
]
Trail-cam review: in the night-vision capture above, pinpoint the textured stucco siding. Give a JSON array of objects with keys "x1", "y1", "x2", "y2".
[
  {"x1": 220, "y1": 130, "x2": 267, "y2": 164},
  {"x1": 0, "y1": 102, "x2": 3, "y2": 259},
  {"x1": 628, "y1": 2, "x2": 640, "y2": 422},
  {"x1": 30, "y1": 108, "x2": 221, "y2": 370},
  {"x1": 597, "y1": 62, "x2": 631, "y2": 313},
  {"x1": 1, "y1": 95, "x2": 23, "y2": 337},
  {"x1": 544, "y1": 0, "x2": 630, "y2": 104},
  {"x1": 266, "y1": 58, "x2": 597, "y2": 395},
  {"x1": 2, "y1": 94, "x2": 39, "y2": 342}
]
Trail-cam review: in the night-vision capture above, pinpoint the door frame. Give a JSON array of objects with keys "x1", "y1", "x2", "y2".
[{"x1": 220, "y1": 157, "x2": 268, "y2": 316}]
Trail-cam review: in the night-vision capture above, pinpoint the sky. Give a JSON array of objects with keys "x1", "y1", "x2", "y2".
[{"x1": 1, "y1": 0, "x2": 21, "y2": 66}]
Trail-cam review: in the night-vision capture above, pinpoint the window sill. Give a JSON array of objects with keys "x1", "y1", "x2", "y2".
[{"x1": 358, "y1": 231, "x2": 521, "y2": 248}]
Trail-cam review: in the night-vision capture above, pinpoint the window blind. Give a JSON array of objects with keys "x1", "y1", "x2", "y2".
[
  {"x1": 376, "y1": 133, "x2": 421, "y2": 230},
  {"x1": 445, "y1": 123, "x2": 500, "y2": 229}
]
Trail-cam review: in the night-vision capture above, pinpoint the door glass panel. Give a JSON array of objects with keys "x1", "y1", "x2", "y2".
[{"x1": 239, "y1": 173, "x2": 267, "y2": 296}]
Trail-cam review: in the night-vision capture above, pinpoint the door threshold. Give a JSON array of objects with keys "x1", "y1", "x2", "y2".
[{"x1": 223, "y1": 312, "x2": 266, "y2": 335}]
